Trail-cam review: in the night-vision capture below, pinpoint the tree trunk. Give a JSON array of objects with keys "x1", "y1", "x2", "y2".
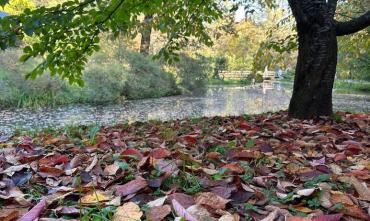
[
  {"x1": 288, "y1": 3, "x2": 338, "y2": 119},
  {"x1": 140, "y1": 14, "x2": 152, "y2": 56}
]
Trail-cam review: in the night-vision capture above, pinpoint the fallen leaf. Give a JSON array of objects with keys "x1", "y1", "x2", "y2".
[
  {"x1": 219, "y1": 213, "x2": 239, "y2": 221},
  {"x1": 222, "y1": 162, "x2": 245, "y2": 174},
  {"x1": 261, "y1": 210, "x2": 278, "y2": 221},
  {"x1": 350, "y1": 176, "x2": 370, "y2": 201},
  {"x1": 145, "y1": 205, "x2": 171, "y2": 221},
  {"x1": 38, "y1": 166, "x2": 64, "y2": 178},
  {"x1": 187, "y1": 204, "x2": 215, "y2": 221},
  {"x1": 195, "y1": 192, "x2": 230, "y2": 209},
  {"x1": 19, "y1": 198, "x2": 47, "y2": 221},
  {"x1": 115, "y1": 177, "x2": 147, "y2": 196},
  {"x1": 147, "y1": 196, "x2": 168, "y2": 208},
  {"x1": 122, "y1": 148, "x2": 143, "y2": 161},
  {"x1": 297, "y1": 188, "x2": 316, "y2": 197},
  {"x1": 168, "y1": 193, "x2": 195, "y2": 209},
  {"x1": 286, "y1": 217, "x2": 311, "y2": 221},
  {"x1": 1, "y1": 210, "x2": 19, "y2": 221},
  {"x1": 312, "y1": 213, "x2": 343, "y2": 221},
  {"x1": 340, "y1": 204, "x2": 370, "y2": 220},
  {"x1": 104, "y1": 163, "x2": 120, "y2": 176},
  {"x1": 151, "y1": 148, "x2": 171, "y2": 159},
  {"x1": 113, "y1": 202, "x2": 143, "y2": 221},
  {"x1": 1, "y1": 164, "x2": 30, "y2": 176},
  {"x1": 39, "y1": 155, "x2": 69, "y2": 166},
  {"x1": 79, "y1": 191, "x2": 111, "y2": 204},
  {"x1": 172, "y1": 199, "x2": 198, "y2": 221},
  {"x1": 85, "y1": 155, "x2": 98, "y2": 172}
]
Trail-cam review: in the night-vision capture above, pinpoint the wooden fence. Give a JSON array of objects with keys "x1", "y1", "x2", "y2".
[{"x1": 219, "y1": 70, "x2": 276, "y2": 81}]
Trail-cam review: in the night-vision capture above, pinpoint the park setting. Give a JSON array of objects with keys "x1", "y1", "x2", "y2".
[{"x1": 0, "y1": 0, "x2": 369, "y2": 220}]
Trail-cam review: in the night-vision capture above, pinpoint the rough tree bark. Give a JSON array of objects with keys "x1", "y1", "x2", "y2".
[
  {"x1": 287, "y1": 0, "x2": 370, "y2": 119},
  {"x1": 140, "y1": 14, "x2": 152, "y2": 56}
]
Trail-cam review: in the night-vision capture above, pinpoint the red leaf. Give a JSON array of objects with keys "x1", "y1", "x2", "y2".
[
  {"x1": 19, "y1": 198, "x2": 47, "y2": 221},
  {"x1": 334, "y1": 153, "x2": 346, "y2": 162},
  {"x1": 39, "y1": 155, "x2": 69, "y2": 166},
  {"x1": 150, "y1": 148, "x2": 171, "y2": 159},
  {"x1": 115, "y1": 177, "x2": 148, "y2": 196},
  {"x1": 122, "y1": 148, "x2": 143, "y2": 161},
  {"x1": 206, "y1": 152, "x2": 222, "y2": 159},
  {"x1": 240, "y1": 122, "x2": 252, "y2": 130},
  {"x1": 38, "y1": 166, "x2": 64, "y2": 178},
  {"x1": 222, "y1": 163, "x2": 245, "y2": 174},
  {"x1": 182, "y1": 133, "x2": 198, "y2": 144},
  {"x1": 345, "y1": 144, "x2": 362, "y2": 155}
]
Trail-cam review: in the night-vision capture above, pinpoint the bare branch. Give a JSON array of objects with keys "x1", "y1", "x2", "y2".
[{"x1": 336, "y1": 10, "x2": 370, "y2": 36}]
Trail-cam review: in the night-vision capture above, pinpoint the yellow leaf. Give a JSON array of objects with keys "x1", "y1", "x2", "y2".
[
  {"x1": 113, "y1": 202, "x2": 143, "y2": 221},
  {"x1": 79, "y1": 191, "x2": 110, "y2": 205}
]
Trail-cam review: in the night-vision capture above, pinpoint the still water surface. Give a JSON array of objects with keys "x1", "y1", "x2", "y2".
[{"x1": 1, "y1": 83, "x2": 369, "y2": 134}]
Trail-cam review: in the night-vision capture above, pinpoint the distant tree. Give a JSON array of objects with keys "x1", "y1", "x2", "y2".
[{"x1": 139, "y1": 14, "x2": 152, "y2": 56}]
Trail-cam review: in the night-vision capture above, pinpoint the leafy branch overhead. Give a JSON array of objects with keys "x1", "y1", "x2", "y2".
[{"x1": 0, "y1": 0, "x2": 223, "y2": 85}]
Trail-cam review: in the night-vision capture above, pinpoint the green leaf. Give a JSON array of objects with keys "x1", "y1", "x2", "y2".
[{"x1": 0, "y1": 0, "x2": 9, "y2": 7}]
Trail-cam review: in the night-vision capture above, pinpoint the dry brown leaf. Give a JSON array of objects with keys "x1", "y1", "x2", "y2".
[
  {"x1": 113, "y1": 202, "x2": 143, "y2": 221},
  {"x1": 195, "y1": 192, "x2": 230, "y2": 209},
  {"x1": 145, "y1": 205, "x2": 171, "y2": 221},
  {"x1": 104, "y1": 163, "x2": 120, "y2": 176},
  {"x1": 350, "y1": 176, "x2": 370, "y2": 201},
  {"x1": 330, "y1": 191, "x2": 354, "y2": 205},
  {"x1": 186, "y1": 204, "x2": 216, "y2": 221}
]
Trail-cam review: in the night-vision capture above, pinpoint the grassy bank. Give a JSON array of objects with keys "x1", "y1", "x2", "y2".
[
  {"x1": 0, "y1": 48, "x2": 208, "y2": 108},
  {"x1": 278, "y1": 78, "x2": 370, "y2": 94},
  {"x1": 334, "y1": 80, "x2": 370, "y2": 94},
  {"x1": 207, "y1": 78, "x2": 252, "y2": 85}
]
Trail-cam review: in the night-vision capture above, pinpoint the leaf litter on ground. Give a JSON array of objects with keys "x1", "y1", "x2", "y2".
[{"x1": 0, "y1": 111, "x2": 369, "y2": 221}]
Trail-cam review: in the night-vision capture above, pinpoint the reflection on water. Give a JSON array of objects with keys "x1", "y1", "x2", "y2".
[{"x1": 0, "y1": 83, "x2": 369, "y2": 134}]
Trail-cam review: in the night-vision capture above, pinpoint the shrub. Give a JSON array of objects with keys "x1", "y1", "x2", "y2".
[
  {"x1": 174, "y1": 54, "x2": 209, "y2": 95},
  {"x1": 122, "y1": 50, "x2": 180, "y2": 99}
]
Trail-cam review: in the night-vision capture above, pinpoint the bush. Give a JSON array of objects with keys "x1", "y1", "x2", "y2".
[
  {"x1": 122, "y1": 51, "x2": 180, "y2": 99},
  {"x1": 174, "y1": 54, "x2": 209, "y2": 95}
]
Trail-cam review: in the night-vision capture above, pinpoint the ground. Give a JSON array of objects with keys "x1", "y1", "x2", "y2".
[{"x1": 0, "y1": 111, "x2": 369, "y2": 221}]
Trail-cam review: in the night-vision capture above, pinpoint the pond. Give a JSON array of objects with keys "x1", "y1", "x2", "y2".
[{"x1": 0, "y1": 82, "x2": 369, "y2": 134}]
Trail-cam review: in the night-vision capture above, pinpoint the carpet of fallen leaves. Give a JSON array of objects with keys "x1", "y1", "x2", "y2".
[{"x1": 1, "y1": 111, "x2": 370, "y2": 221}]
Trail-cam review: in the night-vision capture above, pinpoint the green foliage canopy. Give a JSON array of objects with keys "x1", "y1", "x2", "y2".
[{"x1": 0, "y1": 0, "x2": 224, "y2": 85}]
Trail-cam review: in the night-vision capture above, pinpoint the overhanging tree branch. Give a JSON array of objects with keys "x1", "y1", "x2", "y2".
[{"x1": 336, "y1": 10, "x2": 370, "y2": 36}]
